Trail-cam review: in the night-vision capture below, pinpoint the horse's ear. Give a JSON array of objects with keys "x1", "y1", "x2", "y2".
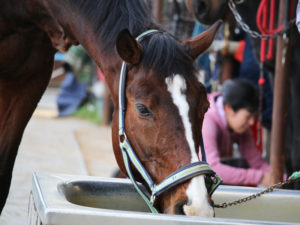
[
  {"x1": 183, "y1": 20, "x2": 222, "y2": 59},
  {"x1": 116, "y1": 29, "x2": 143, "y2": 64}
]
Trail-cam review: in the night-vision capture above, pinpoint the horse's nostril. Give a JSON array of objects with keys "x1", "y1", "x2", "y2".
[
  {"x1": 174, "y1": 199, "x2": 188, "y2": 215},
  {"x1": 196, "y1": 1, "x2": 209, "y2": 18}
]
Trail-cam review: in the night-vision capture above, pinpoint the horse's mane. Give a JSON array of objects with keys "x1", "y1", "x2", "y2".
[
  {"x1": 72, "y1": 0, "x2": 153, "y2": 48},
  {"x1": 72, "y1": 0, "x2": 195, "y2": 78}
]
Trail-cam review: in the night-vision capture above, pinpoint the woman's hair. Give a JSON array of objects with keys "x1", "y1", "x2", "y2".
[{"x1": 222, "y1": 79, "x2": 259, "y2": 113}]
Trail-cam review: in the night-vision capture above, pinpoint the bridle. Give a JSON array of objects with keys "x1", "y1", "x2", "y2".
[{"x1": 118, "y1": 30, "x2": 222, "y2": 213}]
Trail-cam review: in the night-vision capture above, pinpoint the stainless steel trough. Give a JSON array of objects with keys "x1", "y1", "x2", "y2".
[{"x1": 28, "y1": 172, "x2": 300, "y2": 225}]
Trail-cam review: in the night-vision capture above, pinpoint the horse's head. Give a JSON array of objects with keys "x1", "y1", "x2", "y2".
[
  {"x1": 185, "y1": 0, "x2": 227, "y2": 25},
  {"x1": 185, "y1": 0, "x2": 251, "y2": 26},
  {"x1": 111, "y1": 21, "x2": 222, "y2": 216}
]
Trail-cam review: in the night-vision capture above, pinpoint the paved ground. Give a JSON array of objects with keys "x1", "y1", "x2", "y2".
[{"x1": 0, "y1": 88, "x2": 118, "y2": 225}]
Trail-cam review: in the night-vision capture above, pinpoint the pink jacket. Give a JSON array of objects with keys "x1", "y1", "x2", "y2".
[{"x1": 200, "y1": 92, "x2": 270, "y2": 186}]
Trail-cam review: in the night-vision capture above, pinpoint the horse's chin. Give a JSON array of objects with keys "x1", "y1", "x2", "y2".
[
  {"x1": 195, "y1": 0, "x2": 210, "y2": 20},
  {"x1": 190, "y1": 0, "x2": 227, "y2": 25},
  {"x1": 183, "y1": 203, "x2": 215, "y2": 217},
  {"x1": 170, "y1": 198, "x2": 215, "y2": 217}
]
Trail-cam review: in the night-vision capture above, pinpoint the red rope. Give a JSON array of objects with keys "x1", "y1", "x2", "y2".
[
  {"x1": 289, "y1": 0, "x2": 295, "y2": 20},
  {"x1": 267, "y1": 0, "x2": 275, "y2": 60},
  {"x1": 254, "y1": 0, "x2": 295, "y2": 150},
  {"x1": 256, "y1": 0, "x2": 284, "y2": 37},
  {"x1": 257, "y1": 0, "x2": 268, "y2": 62},
  {"x1": 256, "y1": 0, "x2": 281, "y2": 62},
  {"x1": 256, "y1": 0, "x2": 295, "y2": 61}
]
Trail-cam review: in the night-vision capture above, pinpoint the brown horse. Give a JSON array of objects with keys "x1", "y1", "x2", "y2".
[
  {"x1": 185, "y1": 0, "x2": 228, "y2": 25},
  {"x1": 0, "y1": 0, "x2": 221, "y2": 215}
]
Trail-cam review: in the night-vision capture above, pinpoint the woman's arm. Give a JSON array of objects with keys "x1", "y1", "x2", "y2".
[
  {"x1": 202, "y1": 117, "x2": 266, "y2": 186},
  {"x1": 238, "y1": 130, "x2": 270, "y2": 172}
]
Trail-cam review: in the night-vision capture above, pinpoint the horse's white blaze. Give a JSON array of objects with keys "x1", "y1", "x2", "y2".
[{"x1": 165, "y1": 75, "x2": 214, "y2": 217}]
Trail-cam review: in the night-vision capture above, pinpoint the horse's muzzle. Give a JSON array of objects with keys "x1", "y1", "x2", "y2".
[
  {"x1": 188, "y1": 0, "x2": 227, "y2": 25},
  {"x1": 195, "y1": 0, "x2": 210, "y2": 19},
  {"x1": 174, "y1": 199, "x2": 188, "y2": 215}
]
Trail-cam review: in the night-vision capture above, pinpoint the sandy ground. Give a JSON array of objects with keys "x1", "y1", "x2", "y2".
[{"x1": 0, "y1": 88, "x2": 118, "y2": 225}]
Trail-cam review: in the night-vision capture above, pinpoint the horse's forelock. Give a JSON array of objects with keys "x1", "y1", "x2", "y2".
[{"x1": 140, "y1": 33, "x2": 196, "y2": 80}]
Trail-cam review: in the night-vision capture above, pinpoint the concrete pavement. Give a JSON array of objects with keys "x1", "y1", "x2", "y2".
[{"x1": 0, "y1": 88, "x2": 118, "y2": 225}]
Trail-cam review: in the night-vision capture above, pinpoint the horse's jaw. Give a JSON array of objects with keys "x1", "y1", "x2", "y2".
[{"x1": 183, "y1": 175, "x2": 214, "y2": 217}]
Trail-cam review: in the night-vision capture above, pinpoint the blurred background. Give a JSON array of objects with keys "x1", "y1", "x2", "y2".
[{"x1": 1, "y1": 0, "x2": 297, "y2": 224}]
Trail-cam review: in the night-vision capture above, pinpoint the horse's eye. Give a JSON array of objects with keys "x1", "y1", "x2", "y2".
[{"x1": 136, "y1": 103, "x2": 153, "y2": 117}]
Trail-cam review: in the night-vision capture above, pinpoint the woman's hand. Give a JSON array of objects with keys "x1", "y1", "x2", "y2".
[{"x1": 259, "y1": 172, "x2": 272, "y2": 187}]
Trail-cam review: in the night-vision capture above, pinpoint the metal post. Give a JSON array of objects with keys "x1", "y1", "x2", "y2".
[{"x1": 269, "y1": 0, "x2": 292, "y2": 184}]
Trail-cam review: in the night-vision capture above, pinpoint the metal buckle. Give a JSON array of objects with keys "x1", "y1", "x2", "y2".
[
  {"x1": 205, "y1": 174, "x2": 223, "y2": 196},
  {"x1": 119, "y1": 133, "x2": 127, "y2": 143}
]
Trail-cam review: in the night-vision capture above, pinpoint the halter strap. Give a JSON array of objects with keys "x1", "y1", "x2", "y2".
[
  {"x1": 118, "y1": 29, "x2": 159, "y2": 137},
  {"x1": 118, "y1": 29, "x2": 222, "y2": 213}
]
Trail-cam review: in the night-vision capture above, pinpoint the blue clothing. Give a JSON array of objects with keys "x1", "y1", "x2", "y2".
[
  {"x1": 54, "y1": 53, "x2": 66, "y2": 61},
  {"x1": 238, "y1": 35, "x2": 273, "y2": 130},
  {"x1": 57, "y1": 72, "x2": 87, "y2": 117},
  {"x1": 192, "y1": 23, "x2": 213, "y2": 92}
]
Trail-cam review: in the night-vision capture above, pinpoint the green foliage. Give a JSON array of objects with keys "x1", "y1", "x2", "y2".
[{"x1": 72, "y1": 100, "x2": 102, "y2": 124}]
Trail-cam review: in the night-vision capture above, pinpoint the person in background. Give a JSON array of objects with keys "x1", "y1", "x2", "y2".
[
  {"x1": 56, "y1": 61, "x2": 87, "y2": 117},
  {"x1": 56, "y1": 45, "x2": 95, "y2": 117},
  {"x1": 200, "y1": 79, "x2": 272, "y2": 187}
]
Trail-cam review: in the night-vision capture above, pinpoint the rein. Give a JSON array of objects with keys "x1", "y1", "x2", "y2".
[{"x1": 118, "y1": 30, "x2": 222, "y2": 213}]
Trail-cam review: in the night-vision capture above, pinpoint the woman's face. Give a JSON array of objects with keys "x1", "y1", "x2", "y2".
[{"x1": 225, "y1": 105, "x2": 256, "y2": 134}]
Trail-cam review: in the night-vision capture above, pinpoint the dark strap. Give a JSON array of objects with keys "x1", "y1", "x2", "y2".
[{"x1": 200, "y1": 134, "x2": 207, "y2": 162}]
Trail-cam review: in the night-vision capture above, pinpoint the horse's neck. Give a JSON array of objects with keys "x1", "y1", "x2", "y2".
[{"x1": 26, "y1": 0, "x2": 152, "y2": 103}]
